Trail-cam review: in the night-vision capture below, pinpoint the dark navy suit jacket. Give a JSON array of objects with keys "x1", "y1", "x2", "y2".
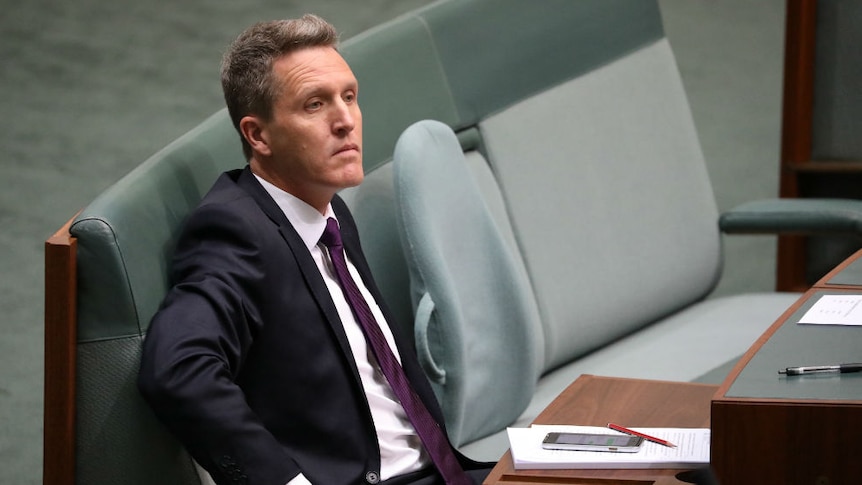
[{"x1": 138, "y1": 167, "x2": 474, "y2": 484}]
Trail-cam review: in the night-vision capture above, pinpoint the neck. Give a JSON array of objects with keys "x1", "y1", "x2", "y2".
[{"x1": 249, "y1": 160, "x2": 332, "y2": 215}]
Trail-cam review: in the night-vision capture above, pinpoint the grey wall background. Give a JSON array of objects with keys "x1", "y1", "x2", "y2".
[{"x1": 0, "y1": 1, "x2": 785, "y2": 483}]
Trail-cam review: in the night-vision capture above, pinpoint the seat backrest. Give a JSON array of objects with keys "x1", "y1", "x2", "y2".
[
  {"x1": 61, "y1": 111, "x2": 242, "y2": 485},
  {"x1": 341, "y1": 0, "x2": 720, "y2": 375},
  {"x1": 478, "y1": 37, "x2": 720, "y2": 370},
  {"x1": 392, "y1": 120, "x2": 543, "y2": 445}
]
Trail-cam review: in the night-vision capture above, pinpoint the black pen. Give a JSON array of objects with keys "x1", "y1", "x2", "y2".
[{"x1": 778, "y1": 363, "x2": 862, "y2": 376}]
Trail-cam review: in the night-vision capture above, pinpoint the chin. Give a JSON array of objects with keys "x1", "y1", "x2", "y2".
[
  {"x1": 330, "y1": 160, "x2": 364, "y2": 189},
  {"x1": 346, "y1": 173, "x2": 364, "y2": 188},
  {"x1": 346, "y1": 165, "x2": 365, "y2": 185}
]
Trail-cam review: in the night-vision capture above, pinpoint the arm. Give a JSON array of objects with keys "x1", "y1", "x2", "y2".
[
  {"x1": 720, "y1": 198, "x2": 862, "y2": 235},
  {"x1": 138, "y1": 202, "x2": 300, "y2": 485}
]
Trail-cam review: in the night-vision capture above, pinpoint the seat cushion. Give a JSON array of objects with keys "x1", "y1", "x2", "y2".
[{"x1": 459, "y1": 291, "x2": 800, "y2": 461}]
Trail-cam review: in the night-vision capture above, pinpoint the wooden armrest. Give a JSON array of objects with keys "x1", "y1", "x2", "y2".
[{"x1": 44, "y1": 216, "x2": 78, "y2": 485}]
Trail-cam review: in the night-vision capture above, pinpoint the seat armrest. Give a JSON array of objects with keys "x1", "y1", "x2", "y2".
[{"x1": 720, "y1": 198, "x2": 862, "y2": 235}]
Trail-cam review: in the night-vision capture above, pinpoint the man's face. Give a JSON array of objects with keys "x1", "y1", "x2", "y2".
[{"x1": 247, "y1": 46, "x2": 363, "y2": 211}]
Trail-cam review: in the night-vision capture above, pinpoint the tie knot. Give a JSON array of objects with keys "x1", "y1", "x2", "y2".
[{"x1": 320, "y1": 217, "x2": 343, "y2": 251}]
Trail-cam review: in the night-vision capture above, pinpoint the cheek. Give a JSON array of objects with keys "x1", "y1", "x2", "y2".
[{"x1": 276, "y1": 125, "x2": 315, "y2": 158}]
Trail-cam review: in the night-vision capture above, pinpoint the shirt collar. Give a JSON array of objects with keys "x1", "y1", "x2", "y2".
[{"x1": 253, "y1": 174, "x2": 336, "y2": 252}]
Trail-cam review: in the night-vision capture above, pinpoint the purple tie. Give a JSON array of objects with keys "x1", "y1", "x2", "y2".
[{"x1": 320, "y1": 218, "x2": 471, "y2": 485}]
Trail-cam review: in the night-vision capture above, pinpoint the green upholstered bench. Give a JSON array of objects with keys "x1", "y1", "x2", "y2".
[
  {"x1": 337, "y1": 0, "x2": 798, "y2": 460},
  {"x1": 45, "y1": 1, "x2": 862, "y2": 484}
]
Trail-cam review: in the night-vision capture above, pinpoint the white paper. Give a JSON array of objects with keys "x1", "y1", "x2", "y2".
[
  {"x1": 799, "y1": 294, "x2": 862, "y2": 326},
  {"x1": 507, "y1": 425, "x2": 710, "y2": 470}
]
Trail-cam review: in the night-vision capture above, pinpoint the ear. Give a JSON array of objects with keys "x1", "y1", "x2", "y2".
[{"x1": 239, "y1": 115, "x2": 272, "y2": 157}]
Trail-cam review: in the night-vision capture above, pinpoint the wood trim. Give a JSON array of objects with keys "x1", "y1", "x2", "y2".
[
  {"x1": 788, "y1": 160, "x2": 862, "y2": 172},
  {"x1": 776, "y1": 0, "x2": 818, "y2": 291},
  {"x1": 43, "y1": 217, "x2": 78, "y2": 485},
  {"x1": 714, "y1": 287, "x2": 815, "y2": 398},
  {"x1": 779, "y1": 0, "x2": 817, "y2": 182},
  {"x1": 712, "y1": 397, "x2": 862, "y2": 484}
]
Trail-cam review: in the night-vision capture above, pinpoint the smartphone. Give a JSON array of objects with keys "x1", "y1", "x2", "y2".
[{"x1": 541, "y1": 432, "x2": 643, "y2": 453}]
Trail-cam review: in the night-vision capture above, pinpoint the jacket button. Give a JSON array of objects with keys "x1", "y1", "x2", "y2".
[{"x1": 365, "y1": 471, "x2": 380, "y2": 484}]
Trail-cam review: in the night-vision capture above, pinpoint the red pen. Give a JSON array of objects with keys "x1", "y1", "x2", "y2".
[{"x1": 607, "y1": 423, "x2": 677, "y2": 448}]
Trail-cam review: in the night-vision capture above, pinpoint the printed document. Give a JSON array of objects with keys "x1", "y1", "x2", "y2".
[
  {"x1": 798, "y1": 294, "x2": 862, "y2": 326},
  {"x1": 507, "y1": 425, "x2": 710, "y2": 470}
]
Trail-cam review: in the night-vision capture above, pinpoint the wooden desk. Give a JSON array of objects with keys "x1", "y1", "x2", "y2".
[
  {"x1": 483, "y1": 375, "x2": 718, "y2": 485},
  {"x1": 711, "y1": 249, "x2": 862, "y2": 484}
]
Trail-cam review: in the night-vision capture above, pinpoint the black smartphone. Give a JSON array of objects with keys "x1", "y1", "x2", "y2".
[{"x1": 541, "y1": 432, "x2": 643, "y2": 453}]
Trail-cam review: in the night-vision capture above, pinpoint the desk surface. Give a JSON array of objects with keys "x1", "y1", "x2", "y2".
[
  {"x1": 820, "y1": 247, "x2": 862, "y2": 288},
  {"x1": 483, "y1": 375, "x2": 717, "y2": 485},
  {"x1": 711, "y1": 249, "x2": 862, "y2": 484},
  {"x1": 726, "y1": 289, "x2": 862, "y2": 401},
  {"x1": 718, "y1": 248, "x2": 862, "y2": 402}
]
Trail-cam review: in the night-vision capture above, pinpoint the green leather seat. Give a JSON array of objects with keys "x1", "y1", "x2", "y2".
[
  {"x1": 67, "y1": 111, "x2": 241, "y2": 484},
  {"x1": 44, "y1": 1, "x2": 862, "y2": 483},
  {"x1": 380, "y1": 0, "x2": 862, "y2": 460}
]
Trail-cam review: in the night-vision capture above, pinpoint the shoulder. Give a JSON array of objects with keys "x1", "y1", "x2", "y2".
[
  {"x1": 188, "y1": 168, "x2": 277, "y2": 229},
  {"x1": 198, "y1": 168, "x2": 254, "y2": 207},
  {"x1": 171, "y1": 169, "x2": 274, "y2": 271}
]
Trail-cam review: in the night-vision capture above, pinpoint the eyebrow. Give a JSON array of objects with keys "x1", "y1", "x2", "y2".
[{"x1": 296, "y1": 79, "x2": 358, "y2": 101}]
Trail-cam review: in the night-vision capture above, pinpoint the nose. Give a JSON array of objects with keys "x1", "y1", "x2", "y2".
[{"x1": 332, "y1": 99, "x2": 358, "y2": 135}]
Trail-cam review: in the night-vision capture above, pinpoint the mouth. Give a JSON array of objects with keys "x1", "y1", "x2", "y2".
[{"x1": 333, "y1": 144, "x2": 360, "y2": 156}]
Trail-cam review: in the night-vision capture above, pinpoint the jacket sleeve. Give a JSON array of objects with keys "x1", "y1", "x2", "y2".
[{"x1": 138, "y1": 200, "x2": 300, "y2": 485}]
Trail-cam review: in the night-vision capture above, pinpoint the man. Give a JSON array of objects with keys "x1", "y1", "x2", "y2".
[{"x1": 138, "y1": 14, "x2": 492, "y2": 485}]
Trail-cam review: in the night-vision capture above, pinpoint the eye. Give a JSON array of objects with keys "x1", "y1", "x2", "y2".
[
  {"x1": 344, "y1": 91, "x2": 357, "y2": 103},
  {"x1": 306, "y1": 100, "x2": 323, "y2": 111}
]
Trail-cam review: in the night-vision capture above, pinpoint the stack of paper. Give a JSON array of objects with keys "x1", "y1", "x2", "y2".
[{"x1": 507, "y1": 425, "x2": 710, "y2": 470}]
